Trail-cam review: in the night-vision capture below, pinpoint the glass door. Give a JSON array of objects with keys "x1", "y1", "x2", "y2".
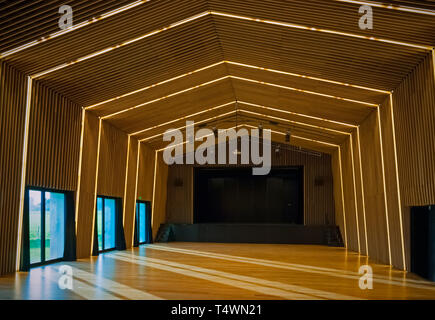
[
  {"x1": 96, "y1": 196, "x2": 117, "y2": 252},
  {"x1": 28, "y1": 189, "x2": 65, "y2": 266},
  {"x1": 136, "y1": 201, "x2": 149, "y2": 244}
]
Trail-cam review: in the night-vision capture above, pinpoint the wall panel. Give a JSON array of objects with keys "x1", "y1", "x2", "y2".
[
  {"x1": 76, "y1": 112, "x2": 99, "y2": 258},
  {"x1": 97, "y1": 121, "x2": 128, "y2": 198},
  {"x1": 359, "y1": 111, "x2": 390, "y2": 265},
  {"x1": 26, "y1": 81, "x2": 81, "y2": 190},
  {"x1": 0, "y1": 61, "x2": 27, "y2": 275},
  {"x1": 152, "y1": 152, "x2": 169, "y2": 239},
  {"x1": 123, "y1": 137, "x2": 138, "y2": 248}
]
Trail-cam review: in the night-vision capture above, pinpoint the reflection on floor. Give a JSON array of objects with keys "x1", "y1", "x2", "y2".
[{"x1": 1, "y1": 243, "x2": 435, "y2": 300}]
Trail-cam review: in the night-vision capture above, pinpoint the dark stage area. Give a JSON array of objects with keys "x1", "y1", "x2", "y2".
[{"x1": 194, "y1": 167, "x2": 304, "y2": 224}]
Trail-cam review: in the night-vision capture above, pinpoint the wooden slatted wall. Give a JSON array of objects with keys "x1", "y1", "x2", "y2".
[
  {"x1": 0, "y1": 61, "x2": 27, "y2": 275},
  {"x1": 152, "y1": 152, "x2": 169, "y2": 239},
  {"x1": 391, "y1": 52, "x2": 435, "y2": 270},
  {"x1": 26, "y1": 81, "x2": 81, "y2": 190}
]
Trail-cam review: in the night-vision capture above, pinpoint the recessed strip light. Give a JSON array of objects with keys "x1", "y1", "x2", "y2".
[
  {"x1": 334, "y1": 0, "x2": 435, "y2": 16},
  {"x1": 243, "y1": 124, "x2": 339, "y2": 147},
  {"x1": 156, "y1": 125, "x2": 239, "y2": 152},
  {"x1": 231, "y1": 76, "x2": 378, "y2": 107},
  {"x1": 140, "y1": 110, "x2": 236, "y2": 142},
  {"x1": 349, "y1": 133, "x2": 361, "y2": 253},
  {"x1": 86, "y1": 62, "x2": 225, "y2": 109},
  {"x1": 16, "y1": 76, "x2": 33, "y2": 271},
  {"x1": 103, "y1": 76, "x2": 376, "y2": 120},
  {"x1": 131, "y1": 102, "x2": 235, "y2": 136},
  {"x1": 238, "y1": 109, "x2": 350, "y2": 135},
  {"x1": 101, "y1": 76, "x2": 229, "y2": 119},
  {"x1": 0, "y1": 1, "x2": 151, "y2": 59},
  {"x1": 122, "y1": 135, "x2": 131, "y2": 226},
  {"x1": 238, "y1": 101, "x2": 357, "y2": 128},
  {"x1": 30, "y1": 11, "x2": 210, "y2": 78},
  {"x1": 211, "y1": 11, "x2": 432, "y2": 50},
  {"x1": 356, "y1": 127, "x2": 369, "y2": 256},
  {"x1": 338, "y1": 146, "x2": 348, "y2": 248},
  {"x1": 226, "y1": 61, "x2": 391, "y2": 94},
  {"x1": 75, "y1": 108, "x2": 86, "y2": 233},
  {"x1": 88, "y1": 61, "x2": 386, "y2": 112}
]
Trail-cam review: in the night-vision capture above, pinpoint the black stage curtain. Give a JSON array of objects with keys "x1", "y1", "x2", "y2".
[
  {"x1": 92, "y1": 211, "x2": 99, "y2": 256},
  {"x1": 19, "y1": 189, "x2": 31, "y2": 271},
  {"x1": 133, "y1": 203, "x2": 139, "y2": 247},
  {"x1": 64, "y1": 191, "x2": 76, "y2": 261},
  {"x1": 116, "y1": 199, "x2": 127, "y2": 250},
  {"x1": 146, "y1": 202, "x2": 153, "y2": 244}
]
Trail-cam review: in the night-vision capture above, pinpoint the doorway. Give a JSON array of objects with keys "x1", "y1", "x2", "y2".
[
  {"x1": 135, "y1": 200, "x2": 152, "y2": 245},
  {"x1": 96, "y1": 196, "x2": 117, "y2": 252},
  {"x1": 26, "y1": 188, "x2": 66, "y2": 266},
  {"x1": 411, "y1": 205, "x2": 435, "y2": 281}
]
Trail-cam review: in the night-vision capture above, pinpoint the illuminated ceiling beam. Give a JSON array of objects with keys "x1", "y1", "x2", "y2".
[
  {"x1": 131, "y1": 100, "x2": 355, "y2": 140},
  {"x1": 334, "y1": 0, "x2": 435, "y2": 16},
  {"x1": 141, "y1": 110, "x2": 237, "y2": 142},
  {"x1": 131, "y1": 101, "x2": 235, "y2": 136},
  {"x1": 237, "y1": 109, "x2": 350, "y2": 135},
  {"x1": 86, "y1": 61, "x2": 387, "y2": 112},
  {"x1": 210, "y1": 11, "x2": 433, "y2": 50},
  {"x1": 156, "y1": 123, "x2": 339, "y2": 152},
  {"x1": 86, "y1": 61, "x2": 226, "y2": 110},
  {"x1": 0, "y1": 0, "x2": 151, "y2": 59},
  {"x1": 29, "y1": 10, "x2": 432, "y2": 78},
  {"x1": 101, "y1": 75, "x2": 377, "y2": 120},
  {"x1": 225, "y1": 61, "x2": 391, "y2": 94},
  {"x1": 237, "y1": 101, "x2": 357, "y2": 128},
  {"x1": 230, "y1": 76, "x2": 378, "y2": 107},
  {"x1": 139, "y1": 107, "x2": 348, "y2": 143}
]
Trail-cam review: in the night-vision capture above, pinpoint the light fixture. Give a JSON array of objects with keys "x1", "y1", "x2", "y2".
[{"x1": 285, "y1": 130, "x2": 291, "y2": 143}]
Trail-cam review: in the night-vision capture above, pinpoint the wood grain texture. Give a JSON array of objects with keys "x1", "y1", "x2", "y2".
[
  {"x1": 152, "y1": 152, "x2": 169, "y2": 239},
  {"x1": 26, "y1": 81, "x2": 81, "y2": 190},
  {"x1": 0, "y1": 61, "x2": 27, "y2": 276},
  {"x1": 76, "y1": 112, "x2": 99, "y2": 258},
  {"x1": 124, "y1": 137, "x2": 139, "y2": 249},
  {"x1": 97, "y1": 121, "x2": 128, "y2": 198}
]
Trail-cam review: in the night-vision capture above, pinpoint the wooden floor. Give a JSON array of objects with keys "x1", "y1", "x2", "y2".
[{"x1": 1, "y1": 243, "x2": 435, "y2": 300}]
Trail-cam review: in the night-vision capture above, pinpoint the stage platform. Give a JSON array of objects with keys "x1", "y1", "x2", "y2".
[{"x1": 155, "y1": 223, "x2": 343, "y2": 246}]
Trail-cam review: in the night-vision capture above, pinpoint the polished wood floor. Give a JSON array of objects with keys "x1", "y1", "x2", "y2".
[{"x1": 1, "y1": 243, "x2": 435, "y2": 300}]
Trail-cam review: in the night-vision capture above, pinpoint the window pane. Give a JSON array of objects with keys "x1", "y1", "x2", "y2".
[
  {"x1": 45, "y1": 192, "x2": 65, "y2": 261},
  {"x1": 139, "y1": 203, "x2": 146, "y2": 243},
  {"x1": 97, "y1": 197, "x2": 103, "y2": 251},
  {"x1": 104, "y1": 199, "x2": 116, "y2": 250},
  {"x1": 29, "y1": 190, "x2": 42, "y2": 264}
]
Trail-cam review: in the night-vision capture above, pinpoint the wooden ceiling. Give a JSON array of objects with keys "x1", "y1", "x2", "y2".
[{"x1": 2, "y1": 0, "x2": 434, "y2": 153}]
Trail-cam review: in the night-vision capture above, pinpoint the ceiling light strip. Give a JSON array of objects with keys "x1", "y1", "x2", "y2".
[
  {"x1": 101, "y1": 76, "x2": 229, "y2": 119},
  {"x1": 131, "y1": 101, "x2": 235, "y2": 136},
  {"x1": 211, "y1": 11, "x2": 432, "y2": 50},
  {"x1": 86, "y1": 62, "x2": 226, "y2": 109},
  {"x1": 226, "y1": 61, "x2": 391, "y2": 94},
  {"x1": 0, "y1": 1, "x2": 151, "y2": 59},
  {"x1": 231, "y1": 76, "x2": 378, "y2": 107},
  {"x1": 238, "y1": 101, "x2": 357, "y2": 128},
  {"x1": 30, "y1": 11, "x2": 210, "y2": 79},
  {"x1": 238, "y1": 109, "x2": 350, "y2": 135},
  {"x1": 334, "y1": 0, "x2": 435, "y2": 16},
  {"x1": 140, "y1": 110, "x2": 236, "y2": 142}
]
